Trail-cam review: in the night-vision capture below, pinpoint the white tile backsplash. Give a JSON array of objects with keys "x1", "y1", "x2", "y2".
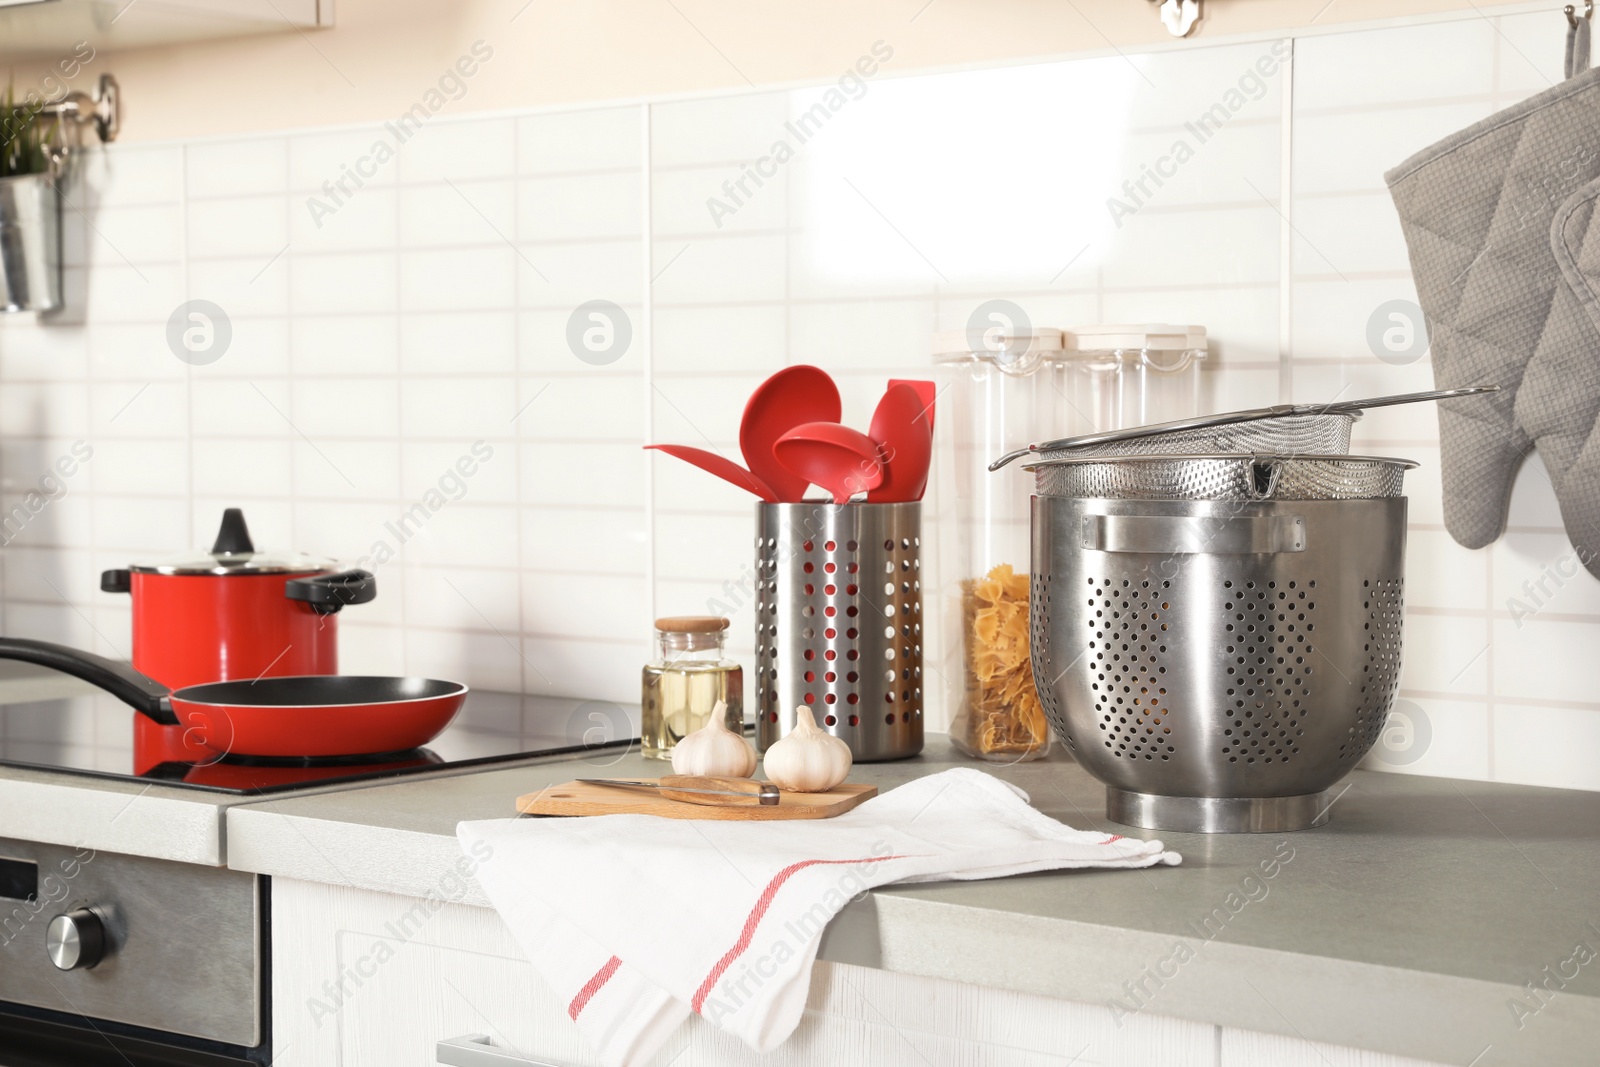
[
  {"x1": 1494, "y1": 703, "x2": 1600, "y2": 791},
  {"x1": 396, "y1": 118, "x2": 519, "y2": 184},
  {"x1": 399, "y1": 181, "x2": 516, "y2": 248},
  {"x1": 186, "y1": 137, "x2": 288, "y2": 198},
  {"x1": 290, "y1": 314, "x2": 400, "y2": 377},
  {"x1": 517, "y1": 107, "x2": 641, "y2": 175},
  {"x1": 520, "y1": 173, "x2": 643, "y2": 241},
  {"x1": 187, "y1": 196, "x2": 287, "y2": 259},
  {"x1": 287, "y1": 127, "x2": 398, "y2": 192},
  {"x1": 291, "y1": 252, "x2": 398, "y2": 313},
  {"x1": 1293, "y1": 20, "x2": 1497, "y2": 111},
  {"x1": 0, "y1": 10, "x2": 1595, "y2": 789},
  {"x1": 290, "y1": 187, "x2": 398, "y2": 253}
]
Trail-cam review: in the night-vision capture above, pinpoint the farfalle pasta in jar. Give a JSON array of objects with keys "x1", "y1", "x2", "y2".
[
  {"x1": 934, "y1": 326, "x2": 1069, "y2": 763},
  {"x1": 952, "y1": 564, "x2": 1050, "y2": 761}
]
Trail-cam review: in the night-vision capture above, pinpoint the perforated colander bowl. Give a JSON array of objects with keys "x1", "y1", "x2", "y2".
[
  {"x1": 1031, "y1": 453, "x2": 1416, "y2": 501},
  {"x1": 1029, "y1": 495, "x2": 1407, "y2": 833}
]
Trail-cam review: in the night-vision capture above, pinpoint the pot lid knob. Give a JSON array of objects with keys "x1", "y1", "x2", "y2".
[{"x1": 211, "y1": 508, "x2": 255, "y2": 556}]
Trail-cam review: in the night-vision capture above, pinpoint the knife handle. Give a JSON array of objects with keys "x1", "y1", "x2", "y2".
[{"x1": 658, "y1": 776, "x2": 780, "y2": 806}]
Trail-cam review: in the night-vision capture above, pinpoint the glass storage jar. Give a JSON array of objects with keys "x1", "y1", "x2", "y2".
[
  {"x1": 641, "y1": 616, "x2": 744, "y2": 760},
  {"x1": 933, "y1": 328, "x2": 1071, "y2": 764},
  {"x1": 933, "y1": 324, "x2": 1206, "y2": 763},
  {"x1": 1062, "y1": 324, "x2": 1207, "y2": 429}
]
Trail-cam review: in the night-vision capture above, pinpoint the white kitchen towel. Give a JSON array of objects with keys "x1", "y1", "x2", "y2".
[{"x1": 458, "y1": 768, "x2": 1181, "y2": 1066}]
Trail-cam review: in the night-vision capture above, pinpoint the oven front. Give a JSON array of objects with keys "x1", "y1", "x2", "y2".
[{"x1": 0, "y1": 837, "x2": 265, "y2": 1065}]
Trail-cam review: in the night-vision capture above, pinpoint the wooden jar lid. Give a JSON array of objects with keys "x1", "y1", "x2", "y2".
[{"x1": 655, "y1": 615, "x2": 730, "y2": 633}]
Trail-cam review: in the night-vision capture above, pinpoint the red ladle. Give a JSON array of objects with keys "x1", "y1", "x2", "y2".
[
  {"x1": 867, "y1": 382, "x2": 933, "y2": 503},
  {"x1": 740, "y1": 366, "x2": 841, "y2": 502},
  {"x1": 645, "y1": 444, "x2": 778, "y2": 502},
  {"x1": 773, "y1": 422, "x2": 884, "y2": 504}
]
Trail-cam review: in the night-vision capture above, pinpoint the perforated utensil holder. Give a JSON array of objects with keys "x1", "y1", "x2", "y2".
[{"x1": 755, "y1": 502, "x2": 924, "y2": 761}]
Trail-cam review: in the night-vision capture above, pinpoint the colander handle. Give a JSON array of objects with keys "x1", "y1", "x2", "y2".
[{"x1": 1082, "y1": 514, "x2": 1306, "y2": 554}]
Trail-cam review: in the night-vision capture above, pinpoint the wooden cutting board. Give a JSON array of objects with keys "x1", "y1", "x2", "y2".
[{"x1": 516, "y1": 779, "x2": 877, "y2": 821}]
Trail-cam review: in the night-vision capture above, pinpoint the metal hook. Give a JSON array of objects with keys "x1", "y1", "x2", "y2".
[{"x1": 1567, "y1": 1, "x2": 1594, "y2": 30}]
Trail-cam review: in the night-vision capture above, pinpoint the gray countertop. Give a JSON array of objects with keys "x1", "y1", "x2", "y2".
[
  {"x1": 225, "y1": 737, "x2": 1600, "y2": 1066},
  {"x1": 0, "y1": 669, "x2": 245, "y2": 865}
]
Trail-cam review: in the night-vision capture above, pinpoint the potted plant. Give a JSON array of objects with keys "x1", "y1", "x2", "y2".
[{"x1": 1, "y1": 79, "x2": 64, "y2": 313}]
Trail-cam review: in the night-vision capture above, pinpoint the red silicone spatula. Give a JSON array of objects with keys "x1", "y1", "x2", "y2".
[
  {"x1": 867, "y1": 382, "x2": 933, "y2": 502},
  {"x1": 740, "y1": 366, "x2": 841, "y2": 502},
  {"x1": 887, "y1": 378, "x2": 937, "y2": 435},
  {"x1": 645, "y1": 444, "x2": 778, "y2": 502},
  {"x1": 772, "y1": 422, "x2": 884, "y2": 504}
]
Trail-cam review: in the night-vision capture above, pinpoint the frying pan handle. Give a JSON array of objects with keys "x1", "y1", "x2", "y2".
[
  {"x1": 285, "y1": 569, "x2": 376, "y2": 615},
  {"x1": 0, "y1": 638, "x2": 176, "y2": 725}
]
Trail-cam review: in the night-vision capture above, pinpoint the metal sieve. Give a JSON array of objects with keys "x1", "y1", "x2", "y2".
[
  {"x1": 990, "y1": 385, "x2": 1497, "y2": 470},
  {"x1": 1030, "y1": 454, "x2": 1417, "y2": 502},
  {"x1": 1033, "y1": 412, "x2": 1356, "y2": 460},
  {"x1": 1030, "y1": 495, "x2": 1407, "y2": 833}
]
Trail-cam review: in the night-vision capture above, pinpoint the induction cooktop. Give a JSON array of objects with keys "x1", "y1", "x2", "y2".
[{"x1": 0, "y1": 686, "x2": 640, "y2": 795}]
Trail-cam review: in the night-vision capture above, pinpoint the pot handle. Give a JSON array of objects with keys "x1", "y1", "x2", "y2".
[
  {"x1": 1082, "y1": 514, "x2": 1307, "y2": 555},
  {"x1": 101, "y1": 569, "x2": 131, "y2": 594},
  {"x1": 285, "y1": 569, "x2": 377, "y2": 615},
  {"x1": 0, "y1": 638, "x2": 176, "y2": 725}
]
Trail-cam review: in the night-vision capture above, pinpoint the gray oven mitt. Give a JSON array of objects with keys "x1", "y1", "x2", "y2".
[
  {"x1": 1386, "y1": 67, "x2": 1600, "y2": 568},
  {"x1": 1545, "y1": 174, "x2": 1600, "y2": 573}
]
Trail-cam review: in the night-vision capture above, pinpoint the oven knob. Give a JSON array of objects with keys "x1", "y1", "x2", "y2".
[{"x1": 46, "y1": 909, "x2": 106, "y2": 971}]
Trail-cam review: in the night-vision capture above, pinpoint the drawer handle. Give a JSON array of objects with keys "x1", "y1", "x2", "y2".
[
  {"x1": 1081, "y1": 513, "x2": 1306, "y2": 555},
  {"x1": 436, "y1": 1033, "x2": 571, "y2": 1066}
]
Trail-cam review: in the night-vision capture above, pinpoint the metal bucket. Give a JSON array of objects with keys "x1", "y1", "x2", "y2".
[
  {"x1": 0, "y1": 174, "x2": 62, "y2": 314},
  {"x1": 754, "y1": 502, "x2": 924, "y2": 761}
]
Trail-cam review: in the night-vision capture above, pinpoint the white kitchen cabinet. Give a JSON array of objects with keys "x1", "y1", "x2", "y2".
[
  {"x1": 270, "y1": 876, "x2": 1217, "y2": 1066},
  {"x1": 0, "y1": 0, "x2": 328, "y2": 60},
  {"x1": 1220, "y1": 1028, "x2": 1453, "y2": 1067},
  {"x1": 269, "y1": 877, "x2": 1454, "y2": 1067}
]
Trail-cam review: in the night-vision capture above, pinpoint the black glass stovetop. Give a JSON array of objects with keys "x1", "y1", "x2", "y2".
[{"x1": 0, "y1": 687, "x2": 638, "y2": 796}]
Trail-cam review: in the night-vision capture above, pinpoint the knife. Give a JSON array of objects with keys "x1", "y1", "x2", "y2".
[{"x1": 577, "y1": 775, "x2": 781, "y2": 807}]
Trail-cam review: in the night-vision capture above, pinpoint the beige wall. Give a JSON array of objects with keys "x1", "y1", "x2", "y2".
[{"x1": 9, "y1": 0, "x2": 1521, "y2": 142}]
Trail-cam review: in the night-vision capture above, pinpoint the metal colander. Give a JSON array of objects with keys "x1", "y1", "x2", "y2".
[
  {"x1": 1031, "y1": 454, "x2": 1417, "y2": 501},
  {"x1": 1031, "y1": 496, "x2": 1407, "y2": 834}
]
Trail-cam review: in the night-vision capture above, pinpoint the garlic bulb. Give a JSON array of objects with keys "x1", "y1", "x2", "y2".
[
  {"x1": 762, "y1": 706, "x2": 853, "y2": 792},
  {"x1": 671, "y1": 701, "x2": 757, "y2": 777}
]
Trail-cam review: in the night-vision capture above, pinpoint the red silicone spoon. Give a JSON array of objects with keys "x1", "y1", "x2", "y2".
[
  {"x1": 740, "y1": 366, "x2": 842, "y2": 502},
  {"x1": 773, "y1": 422, "x2": 884, "y2": 504},
  {"x1": 645, "y1": 445, "x2": 778, "y2": 502},
  {"x1": 867, "y1": 382, "x2": 933, "y2": 503}
]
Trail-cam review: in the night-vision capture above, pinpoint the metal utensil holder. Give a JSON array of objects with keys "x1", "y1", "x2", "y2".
[{"x1": 755, "y1": 502, "x2": 924, "y2": 761}]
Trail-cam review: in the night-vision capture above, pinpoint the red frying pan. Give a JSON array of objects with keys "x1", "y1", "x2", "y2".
[{"x1": 0, "y1": 638, "x2": 466, "y2": 759}]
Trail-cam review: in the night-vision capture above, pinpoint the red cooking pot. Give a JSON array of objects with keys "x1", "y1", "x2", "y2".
[
  {"x1": 101, "y1": 508, "x2": 377, "y2": 690},
  {"x1": 0, "y1": 638, "x2": 465, "y2": 759},
  {"x1": 102, "y1": 508, "x2": 376, "y2": 765}
]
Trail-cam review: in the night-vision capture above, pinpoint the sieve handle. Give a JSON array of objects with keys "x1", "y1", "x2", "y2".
[{"x1": 1082, "y1": 514, "x2": 1306, "y2": 555}]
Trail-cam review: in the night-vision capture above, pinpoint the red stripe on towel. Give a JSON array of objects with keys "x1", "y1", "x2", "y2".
[
  {"x1": 1102, "y1": 834, "x2": 1124, "y2": 844},
  {"x1": 569, "y1": 955, "x2": 623, "y2": 1020},
  {"x1": 691, "y1": 855, "x2": 902, "y2": 1014}
]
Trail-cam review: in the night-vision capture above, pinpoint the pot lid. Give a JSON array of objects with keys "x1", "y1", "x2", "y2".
[{"x1": 128, "y1": 509, "x2": 337, "y2": 576}]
